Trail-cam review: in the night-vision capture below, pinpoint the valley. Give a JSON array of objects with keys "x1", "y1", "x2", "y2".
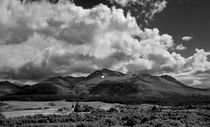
[{"x1": 1, "y1": 69, "x2": 210, "y2": 126}]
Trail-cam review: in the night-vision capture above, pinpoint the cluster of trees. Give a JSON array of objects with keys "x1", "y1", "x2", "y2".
[
  {"x1": 0, "y1": 104, "x2": 210, "y2": 127},
  {"x1": 73, "y1": 103, "x2": 93, "y2": 112},
  {"x1": 2, "y1": 94, "x2": 210, "y2": 106},
  {"x1": 0, "y1": 95, "x2": 71, "y2": 101}
]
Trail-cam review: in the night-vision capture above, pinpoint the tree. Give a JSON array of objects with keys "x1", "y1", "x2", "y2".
[
  {"x1": 107, "y1": 107, "x2": 119, "y2": 113},
  {"x1": 74, "y1": 102, "x2": 81, "y2": 112},
  {"x1": 124, "y1": 118, "x2": 139, "y2": 126},
  {"x1": 152, "y1": 105, "x2": 159, "y2": 111},
  {"x1": 141, "y1": 117, "x2": 149, "y2": 124}
]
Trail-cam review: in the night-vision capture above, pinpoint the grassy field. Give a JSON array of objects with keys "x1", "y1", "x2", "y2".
[
  {"x1": 1, "y1": 101, "x2": 210, "y2": 127},
  {"x1": 0, "y1": 101, "x2": 119, "y2": 118}
]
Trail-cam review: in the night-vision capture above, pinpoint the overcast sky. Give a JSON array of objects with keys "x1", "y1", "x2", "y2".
[{"x1": 0, "y1": 0, "x2": 210, "y2": 86}]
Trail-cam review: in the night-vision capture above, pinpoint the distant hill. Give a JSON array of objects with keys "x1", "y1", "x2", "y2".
[
  {"x1": 192, "y1": 84, "x2": 210, "y2": 89},
  {"x1": 0, "y1": 81, "x2": 22, "y2": 96},
  {"x1": 1, "y1": 69, "x2": 210, "y2": 104}
]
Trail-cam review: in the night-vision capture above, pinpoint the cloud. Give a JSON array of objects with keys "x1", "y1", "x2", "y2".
[
  {"x1": 184, "y1": 49, "x2": 210, "y2": 74},
  {"x1": 110, "y1": 0, "x2": 167, "y2": 9},
  {"x1": 109, "y1": 0, "x2": 167, "y2": 26},
  {"x1": 182, "y1": 36, "x2": 193, "y2": 41},
  {"x1": 171, "y1": 49, "x2": 210, "y2": 86},
  {"x1": 174, "y1": 72, "x2": 210, "y2": 88},
  {"x1": 176, "y1": 44, "x2": 186, "y2": 50},
  {"x1": 109, "y1": 0, "x2": 140, "y2": 6},
  {"x1": 0, "y1": 0, "x2": 141, "y2": 80},
  {"x1": 190, "y1": 80, "x2": 202, "y2": 86},
  {"x1": 0, "y1": 0, "x2": 210, "y2": 84}
]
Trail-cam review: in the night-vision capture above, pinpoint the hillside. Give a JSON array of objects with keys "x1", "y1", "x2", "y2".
[
  {"x1": 0, "y1": 81, "x2": 22, "y2": 96},
  {"x1": 0, "y1": 69, "x2": 210, "y2": 103},
  {"x1": 192, "y1": 84, "x2": 210, "y2": 89}
]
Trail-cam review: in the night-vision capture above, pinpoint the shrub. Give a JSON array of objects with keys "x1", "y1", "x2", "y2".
[
  {"x1": 124, "y1": 118, "x2": 139, "y2": 126},
  {"x1": 76, "y1": 123, "x2": 86, "y2": 127},
  {"x1": 141, "y1": 117, "x2": 149, "y2": 124},
  {"x1": 104, "y1": 118, "x2": 116, "y2": 127},
  {"x1": 150, "y1": 115, "x2": 157, "y2": 120},
  {"x1": 74, "y1": 102, "x2": 81, "y2": 112},
  {"x1": 107, "y1": 107, "x2": 119, "y2": 113},
  {"x1": 152, "y1": 105, "x2": 158, "y2": 111}
]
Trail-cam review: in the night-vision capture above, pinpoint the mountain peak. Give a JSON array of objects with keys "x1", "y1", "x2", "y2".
[{"x1": 86, "y1": 68, "x2": 125, "y2": 79}]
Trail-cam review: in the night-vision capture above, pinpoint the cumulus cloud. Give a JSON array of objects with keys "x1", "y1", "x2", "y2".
[
  {"x1": 110, "y1": 0, "x2": 167, "y2": 9},
  {"x1": 174, "y1": 72, "x2": 210, "y2": 88},
  {"x1": 109, "y1": 0, "x2": 167, "y2": 26},
  {"x1": 171, "y1": 49, "x2": 210, "y2": 86},
  {"x1": 0, "y1": 0, "x2": 140, "y2": 80},
  {"x1": 109, "y1": 0, "x2": 139, "y2": 6},
  {"x1": 0, "y1": 0, "x2": 210, "y2": 84},
  {"x1": 184, "y1": 49, "x2": 210, "y2": 74},
  {"x1": 182, "y1": 36, "x2": 193, "y2": 41},
  {"x1": 176, "y1": 44, "x2": 186, "y2": 50},
  {"x1": 190, "y1": 80, "x2": 202, "y2": 86}
]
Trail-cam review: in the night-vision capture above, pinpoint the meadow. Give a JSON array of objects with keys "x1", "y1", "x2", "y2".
[
  {"x1": 0, "y1": 101, "x2": 117, "y2": 118},
  {"x1": 0, "y1": 101, "x2": 210, "y2": 127}
]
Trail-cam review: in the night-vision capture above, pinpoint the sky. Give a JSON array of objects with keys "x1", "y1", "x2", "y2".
[
  {"x1": 0, "y1": 0, "x2": 210, "y2": 87},
  {"x1": 150, "y1": 0, "x2": 210, "y2": 58}
]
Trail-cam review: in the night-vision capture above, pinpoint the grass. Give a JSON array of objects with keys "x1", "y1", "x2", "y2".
[
  {"x1": 0, "y1": 101, "x2": 118, "y2": 118},
  {"x1": 1, "y1": 102, "x2": 210, "y2": 127}
]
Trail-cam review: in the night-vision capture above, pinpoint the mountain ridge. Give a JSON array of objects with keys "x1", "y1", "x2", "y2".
[{"x1": 0, "y1": 69, "x2": 210, "y2": 104}]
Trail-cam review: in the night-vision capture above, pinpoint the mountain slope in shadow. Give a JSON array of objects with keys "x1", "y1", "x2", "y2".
[
  {"x1": 0, "y1": 69, "x2": 210, "y2": 103},
  {"x1": 0, "y1": 81, "x2": 22, "y2": 96}
]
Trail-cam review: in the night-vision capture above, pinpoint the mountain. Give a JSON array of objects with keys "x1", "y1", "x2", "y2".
[
  {"x1": 0, "y1": 81, "x2": 22, "y2": 96},
  {"x1": 86, "y1": 68, "x2": 125, "y2": 80},
  {"x1": 1, "y1": 69, "x2": 210, "y2": 103},
  {"x1": 83, "y1": 73, "x2": 209, "y2": 98},
  {"x1": 21, "y1": 69, "x2": 124, "y2": 95},
  {"x1": 192, "y1": 84, "x2": 210, "y2": 89},
  {"x1": 22, "y1": 76, "x2": 86, "y2": 95}
]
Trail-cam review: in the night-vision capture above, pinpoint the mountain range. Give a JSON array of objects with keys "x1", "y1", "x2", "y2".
[{"x1": 0, "y1": 69, "x2": 210, "y2": 103}]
